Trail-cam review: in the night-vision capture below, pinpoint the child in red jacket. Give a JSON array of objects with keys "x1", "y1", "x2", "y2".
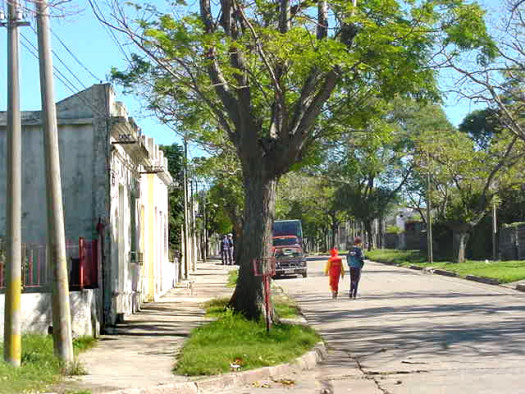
[{"x1": 325, "y1": 248, "x2": 345, "y2": 298}]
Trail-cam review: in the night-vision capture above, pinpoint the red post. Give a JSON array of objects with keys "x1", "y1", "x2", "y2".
[
  {"x1": 28, "y1": 247, "x2": 33, "y2": 286},
  {"x1": 79, "y1": 237, "x2": 85, "y2": 289}
]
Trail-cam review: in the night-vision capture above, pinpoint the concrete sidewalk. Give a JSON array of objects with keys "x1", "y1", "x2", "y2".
[{"x1": 66, "y1": 260, "x2": 236, "y2": 393}]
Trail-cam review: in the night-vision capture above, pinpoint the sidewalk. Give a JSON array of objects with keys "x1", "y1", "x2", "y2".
[{"x1": 67, "y1": 260, "x2": 236, "y2": 393}]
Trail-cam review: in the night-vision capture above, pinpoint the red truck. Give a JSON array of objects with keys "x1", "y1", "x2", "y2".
[{"x1": 272, "y1": 235, "x2": 307, "y2": 278}]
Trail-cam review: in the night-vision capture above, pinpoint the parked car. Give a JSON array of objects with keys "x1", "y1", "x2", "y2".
[{"x1": 272, "y1": 235, "x2": 307, "y2": 278}]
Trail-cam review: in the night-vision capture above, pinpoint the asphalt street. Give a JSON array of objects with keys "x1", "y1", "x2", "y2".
[{"x1": 231, "y1": 256, "x2": 525, "y2": 394}]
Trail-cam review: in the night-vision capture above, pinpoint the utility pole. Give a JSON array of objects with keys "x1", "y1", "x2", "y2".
[
  {"x1": 190, "y1": 176, "x2": 197, "y2": 270},
  {"x1": 492, "y1": 201, "x2": 497, "y2": 261},
  {"x1": 35, "y1": 0, "x2": 74, "y2": 363},
  {"x1": 426, "y1": 157, "x2": 434, "y2": 264},
  {"x1": 182, "y1": 137, "x2": 189, "y2": 279},
  {"x1": 2, "y1": 0, "x2": 28, "y2": 367}
]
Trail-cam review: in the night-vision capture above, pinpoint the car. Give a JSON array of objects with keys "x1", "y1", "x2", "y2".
[{"x1": 272, "y1": 235, "x2": 307, "y2": 278}]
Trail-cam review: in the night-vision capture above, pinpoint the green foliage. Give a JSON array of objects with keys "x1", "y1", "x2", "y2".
[
  {"x1": 459, "y1": 108, "x2": 500, "y2": 150},
  {"x1": 503, "y1": 222, "x2": 525, "y2": 229},
  {"x1": 386, "y1": 225, "x2": 403, "y2": 234},
  {"x1": 176, "y1": 303, "x2": 319, "y2": 376},
  {"x1": 160, "y1": 144, "x2": 185, "y2": 253},
  {"x1": 111, "y1": 0, "x2": 496, "y2": 153}
]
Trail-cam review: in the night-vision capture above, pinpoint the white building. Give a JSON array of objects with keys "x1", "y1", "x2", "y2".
[{"x1": 0, "y1": 84, "x2": 175, "y2": 336}]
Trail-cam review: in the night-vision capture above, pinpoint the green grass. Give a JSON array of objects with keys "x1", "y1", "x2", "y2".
[
  {"x1": 273, "y1": 294, "x2": 300, "y2": 318},
  {"x1": 227, "y1": 269, "x2": 238, "y2": 288},
  {"x1": 366, "y1": 249, "x2": 426, "y2": 265},
  {"x1": 179, "y1": 299, "x2": 319, "y2": 376},
  {"x1": 204, "y1": 295, "x2": 300, "y2": 320},
  {"x1": 0, "y1": 335, "x2": 96, "y2": 394},
  {"x1": 367, "y1": 249, "x2": 525, "y2": 283}
]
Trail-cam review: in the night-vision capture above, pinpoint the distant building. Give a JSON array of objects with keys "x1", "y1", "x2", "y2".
[{"x1": 0, "y1": 84, "x2": 175, "y2": 337}]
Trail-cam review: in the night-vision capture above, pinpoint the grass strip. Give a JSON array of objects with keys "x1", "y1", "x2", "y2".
[
  {"x1": 0, "y1": 334, "x2": 96, "y2": 394},
  {"x1": 176, "y1": 298, "x2": 318, "y2": 376},
  {"x1": 227, "y1": 269, "x2": 238, "y2": 288},
  {"x1": 367, "y1": 249, "x2": 525, "y2": 283}
]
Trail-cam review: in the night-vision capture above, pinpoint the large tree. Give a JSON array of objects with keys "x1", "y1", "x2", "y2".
[
  {"x1": 445, "y1": 0, "x2": 524, "y2": 142},
  {"x1": 101, "y1": 0, "x2": 495, "y2": 319},
  {"x1": 160, "y1": 144, "x2": 185, "y2": 256},
  {"x1": 414, "y1": 127, "x2": 524, "y2": 262}
]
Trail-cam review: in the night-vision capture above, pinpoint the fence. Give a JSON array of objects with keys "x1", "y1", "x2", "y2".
[{"x1": 0, "y1": 238, "x2": 99, "y2": 291}]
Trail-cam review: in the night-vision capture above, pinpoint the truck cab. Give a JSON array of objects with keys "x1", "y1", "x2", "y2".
[{"x1": 272, "y1": 235, "x2": 307, "y2": 278}]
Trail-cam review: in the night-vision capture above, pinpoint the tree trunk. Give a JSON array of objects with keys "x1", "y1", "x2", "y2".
[
  {"x1": 229, "y1": 175, "x2": 276, "y2": 320},
  {"x1": 331, "y1": 220, "x2": 338, "y2": 249},
  {"x1": 453, "y1": 231, "x2": 470, "y2": 263},
  {"x1": 364, "y1": 220, "x2": 373, "y2": 251}
]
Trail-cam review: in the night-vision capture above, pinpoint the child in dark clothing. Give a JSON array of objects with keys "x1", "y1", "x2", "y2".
[{"x1": 347, "y1": 237, "x2": 365, "y2": 299}]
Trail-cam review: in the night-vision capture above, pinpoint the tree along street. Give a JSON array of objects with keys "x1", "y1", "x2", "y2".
[{"x1": 230, "y1": 257, "x2": 525, "y2": 393}]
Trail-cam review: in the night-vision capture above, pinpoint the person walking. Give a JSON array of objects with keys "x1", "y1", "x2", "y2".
[
  {"x1": 325, "y1": 248, "x2": 345, "y2": 299},
  {"x1": 220, "y1": 235, "x2": 230, "y2": 265},
  {"x1": 347, "y1": 237, "x2": 365, "y2": 299},
  {"x1": 226, "y1": 233, "x2": 234, "y2": 265}
]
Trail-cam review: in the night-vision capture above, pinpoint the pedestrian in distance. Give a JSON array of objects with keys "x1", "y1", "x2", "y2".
[
  {"x1": 325, "y1": 248, "x2": 345, "y2": 299},
  {"x1": 226, "y1": 233, "x2": 234, "y2": 265},
  {"x1": 220, "y1": 235, "x2": 230, "y2": 265},
  {"x1": 347, "y1": 237, "x2": 365, "y2": 299}
]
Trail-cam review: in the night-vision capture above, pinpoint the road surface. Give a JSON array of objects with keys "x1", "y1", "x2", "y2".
[{"x1": 230, "y1": 256, "x2": 525, "y2": 394}]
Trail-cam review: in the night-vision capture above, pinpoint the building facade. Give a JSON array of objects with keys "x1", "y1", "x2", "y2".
[{"x1": 0, "y1": 84, "x2": 174, "y2": 336}]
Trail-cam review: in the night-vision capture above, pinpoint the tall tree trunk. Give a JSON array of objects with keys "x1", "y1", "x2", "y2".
[
  {"x1": 364, "y1": 220, "x2": 373, "y2": 251},
  {"x1": 453, "y1": 231, "x2": 470, "y2": 263},
  {"x1": 229, "y1": 175, "x2": 276, "y2": 320},
  {"x1": 331, "y1": 219, "x2": 338, "y2": 249}
]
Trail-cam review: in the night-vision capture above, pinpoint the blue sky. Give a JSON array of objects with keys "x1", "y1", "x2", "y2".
[{"x1": 0, "y1": 0, "x2": 499, "y2": 152}]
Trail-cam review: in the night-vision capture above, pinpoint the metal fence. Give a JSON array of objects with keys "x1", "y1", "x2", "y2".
[{"x1": 0, "y1": 238, "x2": 99, "y2": 290}]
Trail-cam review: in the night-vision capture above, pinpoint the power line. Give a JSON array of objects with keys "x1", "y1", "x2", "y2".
[
  {"x1": 20, "y1": 32, "x2": 81, "y2": 93},
  {"x1": 50, "y1": 26, "x2": 103, "y2": 82},
  {"x1": 18, "y1": 34, "x2": 108, "y2": 118},
  {"x1": 27, "y1": 25, "x2": 87, "y2": 89}
]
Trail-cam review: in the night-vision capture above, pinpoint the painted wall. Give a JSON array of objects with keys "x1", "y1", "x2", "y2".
[
  {"x1": 0, "y1": 289, "x2": 100, "y2": 340},
  {"x1": 0, "y1": 122, "x2": 96, "y2": 243}
]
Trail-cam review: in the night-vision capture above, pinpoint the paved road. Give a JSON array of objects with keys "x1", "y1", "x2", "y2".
[{"x1": 231, "y1": 256, "x2": 525, "y2": 394}]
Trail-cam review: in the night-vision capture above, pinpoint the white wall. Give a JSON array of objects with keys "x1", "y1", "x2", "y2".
[{"x1": 0, "y1": 289, "x2": 100, "y2": 340}]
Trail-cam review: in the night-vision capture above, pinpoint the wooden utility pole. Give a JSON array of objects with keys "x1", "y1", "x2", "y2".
[
  {"x1": 35, "y1": 0, "x2": 74, "y2": 363},
  {"x1": 492, "y1": 202, "x2": 497, "y2": 261},
  {"x1": 182, "y1": 137, "x2": 189, "y2": 279},
  {"x1": 426, "y1": 156, "x2": 433, "y2": 264},
  {"x1": 2, "y1": 0, "x2": 28, "y2": 367}
]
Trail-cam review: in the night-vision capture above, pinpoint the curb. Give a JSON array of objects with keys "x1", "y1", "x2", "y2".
[
  {"x1": 105, "y1": 342, "x2": 327, "y2": 394},
  {"x1": 465, "y1": 275, "x2": 500, "y2": 286},
  {"x1": 433, "y1": 269, "x2": 457, "y2": 277},
  {"x1": 516, "y1": 283, "x2": 525, "y2": 292}
]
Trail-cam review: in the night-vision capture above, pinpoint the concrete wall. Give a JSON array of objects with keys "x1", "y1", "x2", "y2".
[
  {"x1": 500, "y1": 224, "x2": 525, "y2": 260},
  {"x1": 0, "y1": 289, "x2": 100, "y2": 340},
  {"x1": 0, "y1": 122, "x2": 96, "y2": 243}
]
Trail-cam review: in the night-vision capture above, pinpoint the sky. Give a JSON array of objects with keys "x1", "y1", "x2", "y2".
[{"x1": 0, "y1": 0, "x2": 501, "y2": 153}]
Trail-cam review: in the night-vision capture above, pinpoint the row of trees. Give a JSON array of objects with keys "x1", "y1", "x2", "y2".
[{"x1": 105, "y1": 0, "x2": 521, "y2": 318}]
